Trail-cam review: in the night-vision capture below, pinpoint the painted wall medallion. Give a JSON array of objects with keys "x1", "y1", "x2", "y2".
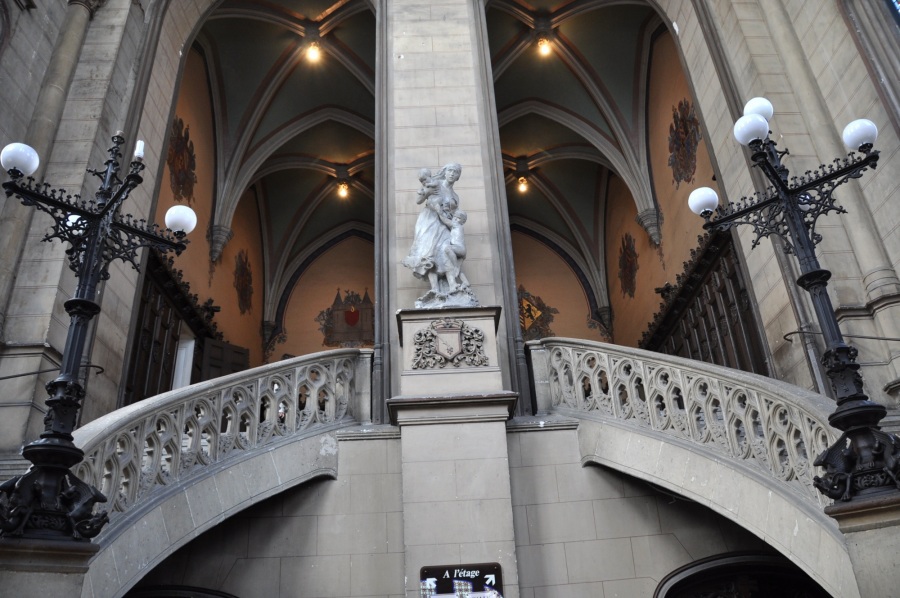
[
  {"x1": 517, "y1": 285, "x2": 558, "y2": 341},
  {"x1": 315, "y1": 289, "x2": 374, "y2": 347},
  {"x1": 411, "y1": 319, "x2": 488, "y2": 369},
  {"x1": 668, "y1": 98, "x2": 702, "y2": 189},
  {"x1": 619, "y1": 233, "x2": 639, "y2": 298},
  {"x1": 167, "y1": 116, "x2": 198, "y2": 203},
  {"x1": 233, "y1": 249, "x2": 253, "y2": 314}
]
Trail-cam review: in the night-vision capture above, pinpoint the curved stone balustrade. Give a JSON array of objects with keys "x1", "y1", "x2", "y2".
[
  {"x1": 72, "y1": 349, "x2": 373, "y2": 535},
  {"x1": 528, "y1": 338, "x2": 838, "y2": 507}
]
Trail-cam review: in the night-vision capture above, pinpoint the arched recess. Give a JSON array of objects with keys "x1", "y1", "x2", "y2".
[
  {"x1": 488, "y1": 0, "x2": 732, "y2": 350},
  {"x1": 654, "y1": 552, "x2": 831, "y2": 597},
  {"x1": 81, "y1": 431, "x2": 342, "y2": 597},
  {"x1": 511, "y1": 224, "x2": 608, "y2": 336},
  {"x1": 266, "y1": 230, "x2": 376, "y2": 360},
  {"x1": 578, "y1": 418, "x2": 859, "y2": 597},
  {"x1": 127, "y1": 0, "x2": 376, "y2": 387}
]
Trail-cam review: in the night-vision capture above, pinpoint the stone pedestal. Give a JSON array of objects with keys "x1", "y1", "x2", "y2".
[
  {"x1": 0, "y1": 537, "x2": 98, "y2": 598},
  {"x1": 396, "y1": 307, "x2": 504, "y2": 397},
  {"x1": 826, "y1": 493, "x2": 900, "y2": 598},
  {"x1": 387, "y1": 391, "x2": 519, "y2": 598}
]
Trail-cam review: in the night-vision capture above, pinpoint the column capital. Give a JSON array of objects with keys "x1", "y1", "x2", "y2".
[{"x1": 68, "y1": 0, "x2": 104, "y2": 18}]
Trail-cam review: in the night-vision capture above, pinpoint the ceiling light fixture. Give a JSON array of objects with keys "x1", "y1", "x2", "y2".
[
  {"x1": 337, "y1": 181, "x2": 349, "y2": 198},
  {"x1": 517, "y1": 176, "x2": 528, "y2": 193},
  {"x1": 537, "y1": 37, "x2": 551, "y2": 56},
  {"x1": 307, "y1": 41, "x2": 321, "y2": 62}
]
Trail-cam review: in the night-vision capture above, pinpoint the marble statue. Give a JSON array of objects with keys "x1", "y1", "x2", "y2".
[{"x1": 402, "y1": 163, "x2": 480, "y2": 309}]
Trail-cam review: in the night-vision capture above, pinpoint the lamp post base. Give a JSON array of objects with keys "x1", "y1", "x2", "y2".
[{"x1": 0, "y1": 438, "x2": 108, "y2": 541}]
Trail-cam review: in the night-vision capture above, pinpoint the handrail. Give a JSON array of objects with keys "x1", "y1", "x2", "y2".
[
  {"x1": 72, "y1": 349, "x2": 372, "y2": 531},
  {"x1": 528, "y1": 338, "x2": 837, "y2": 507}
]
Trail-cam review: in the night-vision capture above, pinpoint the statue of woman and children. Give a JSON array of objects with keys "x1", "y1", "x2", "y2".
[{"x1": 402, "y1": 163, "x2": 480, "y2": 309}]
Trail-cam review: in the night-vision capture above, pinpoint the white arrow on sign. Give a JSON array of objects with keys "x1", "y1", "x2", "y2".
[{"x1": 485, "y1": 574, "x2": 496, "y2": 586}]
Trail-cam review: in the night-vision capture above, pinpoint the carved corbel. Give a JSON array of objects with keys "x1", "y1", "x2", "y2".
[
  {"x1": 635, "y1": 208, "x2": 663, "y2": 245},
  {"x1": 593, "y1": 306, "x2": 612, "y2": 337},
  {"x1": 208, "y1": 224, "x2": 234, "y2": 263}
]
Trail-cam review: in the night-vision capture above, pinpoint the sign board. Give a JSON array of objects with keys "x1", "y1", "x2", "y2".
[{"x1": 419, "y1": 563, "x2": 503, "y2": 597}]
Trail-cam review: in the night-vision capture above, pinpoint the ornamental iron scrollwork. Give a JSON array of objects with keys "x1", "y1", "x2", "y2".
[{"x1": 411, "y1": 319, "x2": 488, "y2": 369}]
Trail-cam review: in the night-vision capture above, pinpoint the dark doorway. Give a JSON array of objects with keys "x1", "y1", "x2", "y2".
[{"x1": 655, "y1": 552, "x2": 830, "y2": 598}]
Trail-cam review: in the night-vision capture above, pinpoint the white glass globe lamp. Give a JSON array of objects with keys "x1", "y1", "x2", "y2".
[
  {"x1": 841, "y1": 119, "x2": 878, "y2": 152},
  {"x1": 733, "y1": 114, "x2": 770, "y2": 146},
  {"x1": 743, "y1": 97, "x2": 774, "y2": 120},
  {"x1": 1, "y1": 143, "x2": 40, "y2": 177},
  {"x1": 165, "y1": 205, "x2": 197, "y2": 235},
  {"x1": 688, "y1": 187, "x2": 720, "y2": 217}
]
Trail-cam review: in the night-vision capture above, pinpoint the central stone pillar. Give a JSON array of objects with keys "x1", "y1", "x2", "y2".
[
  {"x1": 387, "y1": 390, "x2": 519, "y2": 597},
  {"x1": 383, "y1": 0, "x2": 526, "y2": 399},
  {"x1": 390, "y1": 306, "x2": 519, "y2": 596}
]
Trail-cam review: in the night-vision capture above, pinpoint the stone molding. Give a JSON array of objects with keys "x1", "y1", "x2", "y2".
[
  {"x1": 0, "y1": 537, "x2": 98, "y2": 573},
  {"x1": 386, "y1": 391, "x2": 518, "y2": 426},
  {"x1": 68, "y1": 0, "x2": 103, "y2": 17},
  {"x1": 826, "y1": 492, "x2": 900, "y2": 534}
]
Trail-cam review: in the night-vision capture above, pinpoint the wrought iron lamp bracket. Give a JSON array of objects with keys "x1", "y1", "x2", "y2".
[
  {"x1": 2, "y1": 143, "x2": 186, "y2": 282},
  {"x1": 704, "y1": 137, "x2": 879, "y2": 255}
]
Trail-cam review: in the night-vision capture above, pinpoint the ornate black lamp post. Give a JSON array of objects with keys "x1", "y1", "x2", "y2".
[
  {"x1": 0, "y1": 132, "x2": 197, "y2": 540},
  {"x1": 688, "y1": 98, "x2": 900, "y2": 502}
]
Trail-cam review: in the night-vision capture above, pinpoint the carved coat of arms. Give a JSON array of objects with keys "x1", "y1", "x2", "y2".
[
  {"x1": 167, "y1": 116, "x2": 198, "y2": 203},
  {"x1": 517, "y1": 285, "x2": 558, "y2": 341},
  {"x1": 233, "y1": 249, "x2": 253, "y2": 314},
  {"x1": 412, "y1": 319, "x2": 488, "y2": 369},
  {"x1": 619, "y1": 233, "x2": 639, "y2": 298},
  {"x1": 667, "y1": 98, "x2": 702, "y2": 189}
]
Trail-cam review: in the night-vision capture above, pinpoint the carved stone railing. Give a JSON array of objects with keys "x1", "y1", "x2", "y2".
[
  {"x1": 72, "y1": 349, "x2": 372, "y2": 533},
  {"x1": 528, "y1": 338, "x2": 837, "y2": 507}
]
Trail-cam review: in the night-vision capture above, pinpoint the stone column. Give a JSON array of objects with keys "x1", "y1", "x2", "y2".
[
  {"x1": 757, "y1": 0, "x2": 900, "y2": 384},
  {"x1": 384, "y1": 0, "x2": 526, "y2": 400},
  {"x1": 0, "y1": 0, "x2": 99, "y2": 339},
  {"x1": 387, "y1": 392, "x2": 520, "y2": 597}
]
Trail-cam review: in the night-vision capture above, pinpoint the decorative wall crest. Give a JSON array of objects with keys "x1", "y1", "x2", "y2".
[
  {"x1": 315, "y1": 289, "x2": 374, "y2": 348},
  {"x1": 412, "y1": 319, "x2": 488, "y2": 369},
  {"x1": 618, "y1": 232, "x2": 639, "y2": 298},
  {"x1": 517, "y1": 285, "x2": 558, "y2": 341},
  {"x1": 166, "y1": 116, "x2": 198, "y2": 203},
  {"x1": 233, "y1": 249, "x2": 253, "y2": 315},
  {"x1": 667, "y1": 98, "x2": 702, "y2": 189}
]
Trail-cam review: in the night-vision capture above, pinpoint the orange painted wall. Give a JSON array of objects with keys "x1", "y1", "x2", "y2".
[
  {"x1": 605, "y1": 175, "x2": 659, "y2": 346},
  {"x1": 276, "y1": 237, "x2": 375, "y2": 358},
  {"x1": 647, "y1": 32, "x2": 714, "y2": 272},
  {"x1": 512, "y1": 232, "x2": 606, "y2": 342},
  {"x1": 604, "y1": 31, "x2": 711, "y2": 347},
  {"x1": 155, "y1": 48, "x2": 265, "y2": 366}
]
